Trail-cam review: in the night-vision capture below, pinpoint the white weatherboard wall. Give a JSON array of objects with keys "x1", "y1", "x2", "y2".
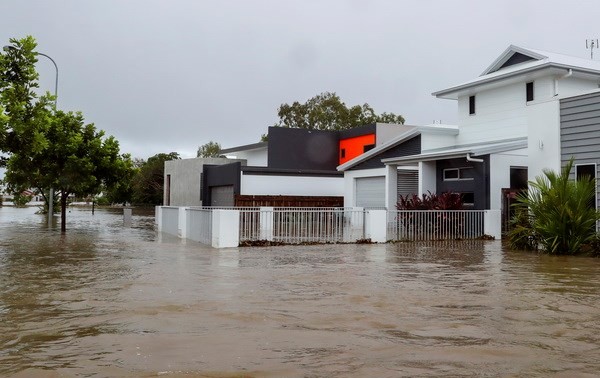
[
  {"x1": 456, "y1": 81, "x2": 529, "y2": 145},
  {"x1": 343, "y1": 168, "x2": 386, "y2": 207},
  {"x1": 241, "y1": 175, "x2": 344, "y2": 196},
  {"x1": 489, "y1": 149, "x2": 528, "y2": 210}
]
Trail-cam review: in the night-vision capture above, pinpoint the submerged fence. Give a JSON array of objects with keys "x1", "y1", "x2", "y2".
[
  {"x1": 239, "y1": 207, "x2": 364, "y2": 244},
  {"x1": 387, "y1": 210, "x2": 485, "y2": 241},
  {"x1": 157, "y1": 206, "x2": 500, "y2": 248}
]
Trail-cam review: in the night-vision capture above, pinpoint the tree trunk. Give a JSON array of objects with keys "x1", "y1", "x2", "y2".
[{"x1": 61, "y1": 191, "x2": 67, "y2": 233}]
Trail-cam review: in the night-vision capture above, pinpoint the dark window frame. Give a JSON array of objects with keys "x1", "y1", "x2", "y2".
[
  {"x1": 340, "y1": 149, "x2": 346, "y2": 158},
  {"x1": 526, "y1": 81, "x2": 534, "y2": 102},
  {"x1": 469, "y1": 95, "x2": 476, "y2": 115}
]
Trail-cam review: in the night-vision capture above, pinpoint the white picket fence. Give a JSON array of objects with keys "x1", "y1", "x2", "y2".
[{"x1": 156, "y1": 206, "x2": 501, "y2": 248}]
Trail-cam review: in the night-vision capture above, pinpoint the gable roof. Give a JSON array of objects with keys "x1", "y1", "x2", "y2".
[
  {"x1": 381, "y1": 137, "x2": 527, "y2": 166},
  {"x1": 433, "y1": 45, "x2": 600, "y2": 100},
  {"x1": 337, "y1": 124, "x2": 458, "y2": 171}
]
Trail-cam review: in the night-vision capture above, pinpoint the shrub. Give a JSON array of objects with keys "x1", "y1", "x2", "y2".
[{"x1": 397, "y1": 191, "x2": 464, "y2": 210}]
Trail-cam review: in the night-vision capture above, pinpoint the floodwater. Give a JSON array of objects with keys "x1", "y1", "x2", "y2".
[{"x1": 1, "y1": 207, "x2": 600, "y2": 377}]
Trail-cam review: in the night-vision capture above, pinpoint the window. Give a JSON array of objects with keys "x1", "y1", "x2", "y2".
[
  {"x1": 469, "y1": 95, "x2": 476, "y2": 115},
  {"x1": 443, "y1": 167, "x2": 474, "y2": 181},
  {"x1": 199, "y1": 173, "x2": 203, "y2": 201},
  {"x1": 363, "y1": 144, "x2": 375, "y2": 153},
  {"x1": 461, "y1": 192, "x2": 475, "y2": 206},
  {"x1": 166, "y1": 174, "x2": 171, "y2": 206},
  {"x1": 340, "y1": 149, "x2": 346, "y2": 158},
  {"x1": 576, "y1": 164, "x2": 596, "y2": 209},
  {"x1": 510, "y1": 167, "x2": 528, "y2": 190},
  {"x1": 576, "y1": 164, "x2": 595, "y2": 181},
  {"x1": 526, "y1": 82, "x2": 534, "y2": 102}
]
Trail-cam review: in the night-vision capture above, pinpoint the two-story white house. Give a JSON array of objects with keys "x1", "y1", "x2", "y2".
[{"x1": 339, "y1": 45, "x2": 600, "y2": 214}]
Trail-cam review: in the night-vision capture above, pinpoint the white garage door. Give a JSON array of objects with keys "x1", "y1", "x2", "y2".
[
  {"x1": 211, "y1": 185, "x2": 234, "y2": 206},
  {"x1": 355, "y1": 176, "x2": 385, "y2": 208}
]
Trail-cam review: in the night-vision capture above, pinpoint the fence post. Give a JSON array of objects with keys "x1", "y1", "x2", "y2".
[
  {"x1": 212, "y1": 209, "x2": 240, "y2": 248},
  {"x1": 484, "y1": 210, "x2": 501, "y2": 239},
  {"x1": 365, "y1": 209, "x2": 387, "y2": 243},
  {"x1": 156, "y1": 206, "x2": 163, "y2": 231},
  {"x1": 259, "y1": 207, "x2": 274, "y2": 241},
  {"x1": 178, "y1": 207, "x2": 189, "y2": 239}
]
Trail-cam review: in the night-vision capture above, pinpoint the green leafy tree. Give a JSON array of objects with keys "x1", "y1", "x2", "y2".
[
  {"x1": 273, "y1": 92, "x2": 405, "y2": 131},
  {"x1": 132, "y1": 152, "x2": 180, "y2": 205},
  {"x1": 1, "y1": 36, "x2": 133, "y2": 232},
  {"x1": 0, "y1": 36, "x2": 54, "y2": 166},
  {"x1": 102, "y1": 154, "x2": 137, "y2": 205},
  {"x1": 4, "y1": 110, "x2": 132, "y2": 232},
  {"x1": 509, "y1": 159, "x2": 599, "y2": 254},
  {"x1": 197, "y1": 141, "x2": 222, "y2": 158}
]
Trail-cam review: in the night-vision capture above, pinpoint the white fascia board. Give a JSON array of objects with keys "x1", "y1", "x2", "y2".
[{"x1": 481, "y1": 45, "x2": 547, "y2": 76}]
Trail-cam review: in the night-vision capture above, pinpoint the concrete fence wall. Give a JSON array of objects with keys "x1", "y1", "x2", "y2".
[{"x1": 157, "y1": 207, "x2": 502, "y2": 249}]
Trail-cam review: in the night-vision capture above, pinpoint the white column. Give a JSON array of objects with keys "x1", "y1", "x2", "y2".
[
  {"x1": 385, "y1": 165, "x2": 397, "y2": 210},
  {"x1": 419, "y1": 161, "x2": 436, "y2": 197},
  {"x1": 365, "y1": 209, "x2": 387, "y2": 243},
  {"x1": 178, "y1": 207, "x2": 189, "y2": 238},
  {"x1": 212, "y1": 209, "x2": 240, "y2": 248},
  {"x1": 259, "y1": 207, "x2": 274, "y2": 241},
  {"x1": 155, "y1": 206, "x2": 163, "y2": 231},
  {"x1": 484, "y1": 210, "x2": 502, "y2": 239}
]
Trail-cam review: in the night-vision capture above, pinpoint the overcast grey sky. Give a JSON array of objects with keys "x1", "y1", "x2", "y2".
[{"x1": 1, "y1": 0, "x2": 598, "y2": 159}]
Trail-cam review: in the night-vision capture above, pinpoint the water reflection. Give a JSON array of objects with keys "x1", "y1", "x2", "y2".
[{"x1": 1, "y1": 207, "x2": 600, "y2": 377}]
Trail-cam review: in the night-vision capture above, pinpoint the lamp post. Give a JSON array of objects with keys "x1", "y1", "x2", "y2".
[
  {"x1": 37, "y1": 52, "x2": 58, "y2": 227},
  {"x1": 3, "y1": 46, "x2": 58, "y2": 226}
]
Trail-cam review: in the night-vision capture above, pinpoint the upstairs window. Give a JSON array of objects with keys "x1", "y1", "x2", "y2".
[
  {"x1": 340, "y1": 149, "x2": 346, "y2": 158},
  {"x1": 443, "y1": 167, "x2": 474, "y2": 181},
  {"x1": 363, "y1": 144, "x2": 375, "y2": 153},
  {"x1": 526, "y1": 82, "x2": 534, "y2": 102},
  {"x1": 469, "y1": 95, "x2": 476, "y2": 115}
]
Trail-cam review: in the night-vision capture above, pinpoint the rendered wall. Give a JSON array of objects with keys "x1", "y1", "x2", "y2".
[
  {"x1": 241, "y1": 173, "x2": 344, "y2": 196},
  {"x1": 489, "y1": 149, "x2": 528, "y2": 210},
  {"x1": 164, "y1": 158, "x2": 245, "y2": 207},
  {"x1": 229, "y1": 148, "x2": 268, "y2": 167}
]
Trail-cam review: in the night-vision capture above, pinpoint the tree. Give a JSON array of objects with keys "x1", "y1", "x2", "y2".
[
  {"x1": 1, "y1": 36, "x2": 132, "y2": 232},
  {"x1": 273, "y1": 92, "x2": 405, "y2": 131},
  {"x1": 197, "y1": 141, "x2": 222, "y2": 158},
  {"x1": 508, "y1": 159, "x2": 599, "y2": 254},
  {"x1": 132, "y1": 152, "x2": 180, "y2": 205},
  {"x1": 4, "y1": 110, "x2": 132, "y2": 232}
]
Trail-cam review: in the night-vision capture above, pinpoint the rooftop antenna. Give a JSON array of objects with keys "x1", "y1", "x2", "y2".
[{"x1": 586, "y1": 39, "x2": 599, "y2": 59}]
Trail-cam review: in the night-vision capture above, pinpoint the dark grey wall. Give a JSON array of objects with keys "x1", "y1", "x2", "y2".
[
  {"x1": 339, "y1": 124, "x2": 376, "y2": 139},
  {"x1": 202, "y1": 162, "x2": 241, "y2": 206},
  {"x1": 560, "y1": 92, "x2": 600, "y2": 207},
  {"x1": 435, "y1": 156, "x2": 490, "y2": 210},
  {"x1": 349, "y1": 135, "x2": 421, "y2": 171},
  {"x1": 267, "y1": 126, "x2": 339, "y2": 170}
]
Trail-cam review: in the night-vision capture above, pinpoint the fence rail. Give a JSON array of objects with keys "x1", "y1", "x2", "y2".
[
  {"x1": 239, "y1": 208, "x2": 364, "y2": 244},
  {"x1": 159, "y1": 207, "x2": 498, "y2": 248},
  {"x1": 387, "y1": 210, "x2": 485, "y2": 241}
]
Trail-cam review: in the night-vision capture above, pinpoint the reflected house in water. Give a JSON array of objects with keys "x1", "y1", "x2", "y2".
[{"x1": 339, "y1": 45, "x2": 600, "y2": 219}]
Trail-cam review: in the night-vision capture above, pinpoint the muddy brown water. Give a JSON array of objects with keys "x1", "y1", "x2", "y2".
[{"x1": 1, "y1": 207, "x2": 599, "y2": 377}]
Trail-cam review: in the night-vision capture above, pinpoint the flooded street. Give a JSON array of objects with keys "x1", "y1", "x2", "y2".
[{"x1": 1, "y1": 207, "x2": 600, "y2": 377}]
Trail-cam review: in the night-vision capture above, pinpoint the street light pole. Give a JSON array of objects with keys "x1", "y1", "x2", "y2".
[{"x1": 36, "y1": 52, "x2": 58, "y2": 227}]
